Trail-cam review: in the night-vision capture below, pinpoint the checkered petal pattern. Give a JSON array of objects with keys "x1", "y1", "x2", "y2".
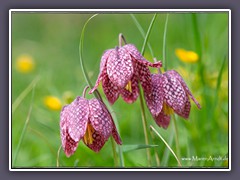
[
  {"x1": 120, "y1": 75, "x2": 139, "y2": 103},
  {"x1": 60, "y1": 96, "x2": 122, "y2": 156},
  {"x1": 90, "y1": 43, "x2": 162, "y2": 104},
  {"x1": 145, "y1": 70, "x2": 201, "y2": 129}
]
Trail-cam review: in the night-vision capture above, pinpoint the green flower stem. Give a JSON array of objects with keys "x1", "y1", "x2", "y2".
[
  {"x1": 79, "y1": 14, "x2": 122, "y2": 167},
  {"x1": 138, "y1": 86, "x2": 151, "y2": 167},
  {"x1": 150, "y1": 130, "x2": 160, "y2": 166},
  {"x1": 104, "y1": 100, "x2": 125, "y2": 167},
  {"x1": 111, "y1": 136, "x2": 118, "y2": 166},
  {"x1": 138, "y1": 13, "x2": 158, "y2": 167},
  {"x1": 79, "y1": 14, "x2": 100, "y2": 99},
  {"x1": 172, "y1": 115, "x2": 181, "y2": 166},
  {"x1": 119, "y1": 33, "x2": 127, "y2": 47}
]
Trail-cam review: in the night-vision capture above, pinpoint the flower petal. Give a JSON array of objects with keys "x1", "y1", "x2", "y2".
[
  {"x1": 120, "y1": 75, "x2": 139, "y2": 103},
  {"x1": 162, "y1": 72, "x2": 187, "y2": 115},
  {"x1": 145, "y1": 74, "x2": 164, "y2": 117},
  {"x1": 111, "y1": 124, "x2": 122, "y2": 145},
  {"x1": 60, "y1": 105, "x2": 69, "y2": 150},
  {"x1": 84, "y1": 131, "x2": 106, "y2": 152},
  {"x1": 67, "y1": 97, "x2": 89, "y2": 142},
  {"x1": 167, "y1": 70, "x2": 201, "y2": 109},
  {"x1": 124, "y1": 44, "x2": 162, "y2": 68},
  {"x1": 123, "y1": 44, "x2": 145, "y2": 61},
  {"x1": 177, "y1": 96, "x2": 191, "y2": 119},
  {"x1": 135, "y1": 59, "x2": 152, "y2": 94},
  {"x1": 89, "y1": 50, "x2": 112, "y2": 94},
  {"x1": 64, "y1": 130, "x2": 79, "y2": 157},
  {"x1": 60, "y1": 105, "x2": 79, "y2": 157},
  {"x1": 155, "y1": 111, "x2": 171, "y2": 129},
  {"x1": 89, "y1": 99, "x2": 114, "y2": 140},
  {"x1": 106, "y1": 47, "x2": 134, "y2": 88},
  {"x1": 102, "y1": 70, "x2": 120, "y2": 105}
]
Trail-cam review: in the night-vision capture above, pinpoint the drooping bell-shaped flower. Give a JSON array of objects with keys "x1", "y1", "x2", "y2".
[
  {"x1": 89, "y1": 34, "x2": 162, "y2": 104},
  {"x1": 145, "y1": 70, "x2": 201, "y2": 129},
  {"x1": 60, "y1": 88, "x2": 122, "y2": 157}
]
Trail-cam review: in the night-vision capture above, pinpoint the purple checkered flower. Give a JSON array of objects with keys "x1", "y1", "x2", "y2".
[
  {"x1": 145, "y1": 70, "x2": 201, "y2": 129},
  {"x1": 60, "y1": 95, "x2": 122, "y2": 157},
  {"x1": 89, "y1": 43, "x2": 162, "y2": 104}
]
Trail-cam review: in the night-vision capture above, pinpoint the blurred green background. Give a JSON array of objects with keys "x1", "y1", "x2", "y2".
[{"x1": 11, "y1": 12, "x2": 229, "y2": 168}]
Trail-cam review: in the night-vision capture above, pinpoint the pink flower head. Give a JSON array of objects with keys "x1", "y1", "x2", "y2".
[
  {"x1": 60, "y1": 96, "x2": 122, "y2": 157},
  {"x1": 89, "y1": 44, "x2": 162, "y2": 104},
  {"x1": 145, "y1": 70, "x2": 201, "y2": 129}
]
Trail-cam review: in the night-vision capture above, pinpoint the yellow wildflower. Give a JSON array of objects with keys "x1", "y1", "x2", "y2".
[
  {"x1": 175, "y1": 48, "x2": 199, "y2": 63},
  {"x1": 44, "y1": 96, "x2": 62, "y2": 111},
  {"x1": 16, "y1": 54, "x2": 35, "y2": 73}
]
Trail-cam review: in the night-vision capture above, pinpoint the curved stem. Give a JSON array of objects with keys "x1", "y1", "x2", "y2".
[
  {"x1": 119, "y1": 33, "x2": 127, "y2": 47},
  {"x1": 79, "y1": 14, "x2": 123, "y2": 167},
  {"x1": 82, "y1": 86, "x2": 90, "y2": 98},
  {"x1": 79, "y1": 14, "x2": 100, "y2": 99}
]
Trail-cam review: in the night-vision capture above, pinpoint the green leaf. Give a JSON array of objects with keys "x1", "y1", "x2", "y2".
[
  {"x1": 121, "y1": 144, "x2": 158, "y2": 152},
  {"x1": 130, "y1": 14, "x2": 155, "y2": 59},
  {"x1": 141, "y1": 13, "x2": 158, "y2": 55},
  {"x1": 162, "y1": 14, "x2": 169, "y2": 70}
]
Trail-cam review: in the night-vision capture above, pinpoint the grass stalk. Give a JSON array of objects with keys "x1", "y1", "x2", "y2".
[
  {"x1": 56, "y1": 145, "x2": 61, "y2": 167},
  {"x1": 12, "y1": 76, "x2": 40, "y2": 113},
  {"x1": 13, "y1": 81, "x2": 36, "y2": 166},
  {"x1": 162, "y1": 14, "x2": 169, "y2": 71},
  {"x1": 150, "y1": 125, "x2": 182, "y2": 167},
  {"x1": 130, "y1": 14, "x2": 155, "y2": 58},
  {"x1": 141, "y1": 14, "x2": 157, "y2": 56}
]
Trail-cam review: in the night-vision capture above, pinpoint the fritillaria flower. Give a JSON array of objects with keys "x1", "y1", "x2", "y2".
[
  {"x1": 60, "y1": 87, "x2": 122, "y2": 157},
  {"x1": 89, "y1": 34, "x2": 162, "y2": 104},
  {"x1": 145, "y1": 70, "x2": 201, "y2": 129}
]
